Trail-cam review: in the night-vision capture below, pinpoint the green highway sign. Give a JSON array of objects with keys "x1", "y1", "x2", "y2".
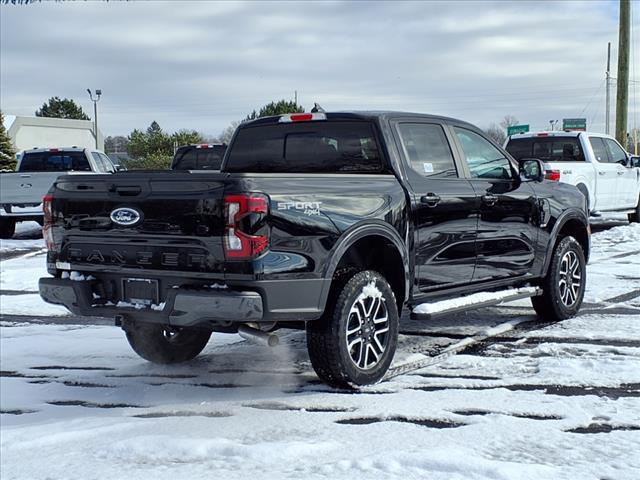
[
  {"x1": 507, "y1": 124, "x2": 529, "y2": 136},
  {"x1": 562, "y1": 118, "x2": 587, "y2": 131}
]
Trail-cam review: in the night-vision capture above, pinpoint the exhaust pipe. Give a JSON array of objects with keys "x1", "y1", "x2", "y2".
[{"x1": 238, "y1": 325, "x2": 279, "y2": 347}]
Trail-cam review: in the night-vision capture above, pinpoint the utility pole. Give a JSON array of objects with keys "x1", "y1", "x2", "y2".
[
  {"x1": 606, "y1": 42, "x2": 611, "y2": 135},
  {"x1": 294, "y1": 90, "x2": 298, "y2": 106},
  {"x1": 87, "y1": 89, "x2": 102, "y2": 149},
  {"x1": 615, "y1": 0, "x2": 630, "y2": 146}
]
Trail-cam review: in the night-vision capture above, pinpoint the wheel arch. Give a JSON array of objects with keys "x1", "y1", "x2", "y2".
[
  {"x1": 543, "y1": 209, "x2": 590, "y2": 275},
  {"x1": 575, "y1": 182, "x2": 592, "y2": 212},
  {"x1": 322, "y1": 221, "x2": 410, "y2": 311}
]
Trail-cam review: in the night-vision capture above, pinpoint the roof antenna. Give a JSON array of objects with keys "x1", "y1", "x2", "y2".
[{"x1": 311, "y1": 103, "x2": 325, "y2": 113}]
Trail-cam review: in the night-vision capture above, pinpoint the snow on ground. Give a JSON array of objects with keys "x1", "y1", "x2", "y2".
[
  {"x1": 0, "y1": 221, "x2": 44, "y2": 258},
  {"x1": 1, "y1": 216, "x2": 640, "y2": 479}
]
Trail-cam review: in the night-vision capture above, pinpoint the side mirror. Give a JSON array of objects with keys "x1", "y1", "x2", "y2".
[
  {"x1": 630, "y1": 156, "x2": 640, "y2": 168},
  {"x1": 114, "y1": 165, "x2": 126, "y2": 172},
  {"x1": 519, "y1": 158, "x2": 544, "y2": 182}
]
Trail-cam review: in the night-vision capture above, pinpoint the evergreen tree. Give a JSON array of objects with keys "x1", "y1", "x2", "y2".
[
  {"x1": 126, "y1": 129, "x2": 148, "y2": 159},
  {"x1": 35, "y1": 97, "x2": 90, "y2": 120},
  {"x1": 245, "y1": 100, "x2": 304, "y2": 121},
  {"x1": 0, "y1": 110, "x2": 16, "y2": 170},
  {"x1": 172, "y1": 129, "x2": 203, "y2": 148}
]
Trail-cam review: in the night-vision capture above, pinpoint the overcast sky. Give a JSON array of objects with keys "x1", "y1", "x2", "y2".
[{"x1": 1, "y1": 0, "x2": 638, "y2": 138}]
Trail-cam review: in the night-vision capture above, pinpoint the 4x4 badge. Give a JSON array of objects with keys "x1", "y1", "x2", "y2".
[{"x1": 110, "y1": 207, "x2": 142, "y2": 226}]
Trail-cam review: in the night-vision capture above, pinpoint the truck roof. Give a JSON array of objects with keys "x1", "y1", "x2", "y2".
[
  {"x1": 21, "y1": 146, "x2": 94, "y2": 154},
  {"x1": 242, "y1": 111, "x2": 479, "y2": 130},
  {"x1": 507, "y1": 131, "x2": 616, "y2": 140}
]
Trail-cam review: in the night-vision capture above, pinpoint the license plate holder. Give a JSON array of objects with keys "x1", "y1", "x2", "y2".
[{"x1": 122, "y1": 278, "x2": 159, "y2": 306}]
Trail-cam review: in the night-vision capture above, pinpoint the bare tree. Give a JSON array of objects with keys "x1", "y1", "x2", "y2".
[
  {"x1": 499, "y1": 115, "x2": 519, "y2": 130},
  {"x1": 484, "y1": 123, "x2": 507, "y2": 145},
  {"x1": 218, "y1": 121, "x2": 240, "y2": 144}
]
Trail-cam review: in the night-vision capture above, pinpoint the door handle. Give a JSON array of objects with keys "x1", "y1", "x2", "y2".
[
  {"x1": 420, "y1": 193, "x2": 441, "y2": 207},
  {"x1": 482, "y1": 194, "x2": 498, "y2": 206},
  {"x1": 617, "y1": 171, "x2": 625, "y2": 175},
  {"x1": 598, "y1": 171, "x2": 606, "y2": 176}
]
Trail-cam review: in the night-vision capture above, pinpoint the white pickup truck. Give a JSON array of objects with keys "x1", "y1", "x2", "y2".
[
  {"x1": 0, "y1": 147, "x2": 117, "y2": 238},
  {"x1": 505, "y1": 131, "x2": 640, "y2": 222}
]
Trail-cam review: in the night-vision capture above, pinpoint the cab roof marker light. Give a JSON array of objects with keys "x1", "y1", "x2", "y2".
[{"x1": 279, "y1": 113, "x2": 327, "y2": 123}]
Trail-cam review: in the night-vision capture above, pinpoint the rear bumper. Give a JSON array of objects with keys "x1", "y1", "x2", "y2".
[
  {"x1": 39, "y1": 276, "x2": 330, "y2": 326},
  {"x1": 39, "y1": 277, "x2": 264, "y2": 327}
]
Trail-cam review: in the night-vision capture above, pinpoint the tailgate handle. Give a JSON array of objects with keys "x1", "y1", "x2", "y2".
[{"x1": 111, "y1": 185, "x2": 142, "y2": 196}]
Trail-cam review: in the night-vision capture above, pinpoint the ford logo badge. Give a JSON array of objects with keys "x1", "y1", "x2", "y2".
[{"x1": 110, "y1": 207, "x2": 142, "y2": 226}]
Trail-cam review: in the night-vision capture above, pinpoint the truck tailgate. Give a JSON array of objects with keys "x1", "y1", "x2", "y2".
[
  {"x1": 51, "y1": 172, "x2": 228, "y2": 276},
  {"x1": 0, "y1": 172, "x2": 62, "y2": 205}
]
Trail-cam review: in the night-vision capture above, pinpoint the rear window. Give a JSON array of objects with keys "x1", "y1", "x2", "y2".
[
  {"x1": 506, "y1": 137, "x2": 585, "y2": 162},
  {"x1": 18, "y1": 151, "x2": 91, "y2": 172},
  {"x1": 225, "y1": 121, "x2": 386, "y2": 173},
  {"x1": 172, "y1": 146, "x2": 226, "y2": 170}
]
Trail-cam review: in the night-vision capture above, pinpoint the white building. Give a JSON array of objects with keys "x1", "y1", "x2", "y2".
[{"x1": 3, "y1": 115, "x2": 104, "y2": 152}]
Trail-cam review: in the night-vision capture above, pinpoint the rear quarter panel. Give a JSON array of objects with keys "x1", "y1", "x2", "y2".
[{"x1": 224, "y1": 173, "x2": 409, "y2": 281}]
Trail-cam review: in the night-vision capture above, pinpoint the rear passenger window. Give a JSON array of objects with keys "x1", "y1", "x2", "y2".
[
  {"x1": 397, "y1": 123, "x2": 457, "y2": 178},
  {"x1": 589, "y1": 137, "x2": 609, "y2": 163}
]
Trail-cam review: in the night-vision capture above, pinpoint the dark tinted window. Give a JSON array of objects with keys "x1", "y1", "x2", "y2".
[
  {"x1": 19, "y1": 151, "x2": 91, "y2": 172},
  {"x1": 172, "y1": 145, "x2": 226, "y2": 170},
  {"x1": 397, "y1": 123, "x2": 457, "y2": 177},
  {"x1": 589, "y1": 137, "x2": 609, "y2": 163},
  {"x1": 506, "y1": 137, "x2": 585, "y2": 162},
  {"x1": 454, "y1": 127, "x2": 514, "y2": 180},
  {"x1": 225, "y1": 121, "x2": 385, "y2": 173}
]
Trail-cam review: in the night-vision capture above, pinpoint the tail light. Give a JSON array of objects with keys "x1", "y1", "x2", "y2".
[
  {"x1": 544, "y1": 169, "x2": 561, "y2": 182},
  {"x1": 223, "y1": 193, "x2": 269, "y2": 259},
  {"x1": 42, "y1": 194, "x2": 58, "y2": 252}
]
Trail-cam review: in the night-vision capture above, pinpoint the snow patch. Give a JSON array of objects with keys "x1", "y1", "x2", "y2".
[
  {"x1": 360, "y1": 281, "x2": 382, "y2": 300},
  {"x1": 61, "y1": 271, "x2": 96, "y2": 281}
]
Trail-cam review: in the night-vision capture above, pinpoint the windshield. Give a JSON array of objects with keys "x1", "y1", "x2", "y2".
[
  {"x1": 225, "y1": 120, "x2": 387, "y2": 174},
  {"x1": 18, "y1": 151, "x2": 91, "y2": 172}
]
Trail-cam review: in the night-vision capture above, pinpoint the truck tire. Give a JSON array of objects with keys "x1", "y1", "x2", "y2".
[
  {"x1": 531, "y1": 236, "x2": 586, "y2": 321},
  {"x1": 306, "y1": 270, "x2": 399, "y2": 388},
  {"x1": 629, "y1": 195, "x2": 640, "y2": 223},
  {"x1": 124, "y1": 322, "x2": 212, "y2": 364},
  {"x1": 0, "y1": 218, "x2": 16, "y2": 239}
]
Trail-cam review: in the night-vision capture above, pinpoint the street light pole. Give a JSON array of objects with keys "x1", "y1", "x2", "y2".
[{"x1": 87, "y1": 89, "x2": 102, "y2": 149}]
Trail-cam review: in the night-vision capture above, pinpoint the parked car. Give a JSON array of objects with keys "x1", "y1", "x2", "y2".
[
  {"x1": 0, "y1": 147, "x2": 117, "y2": 238},
  {"x1": 39, "y1": 112, "x2": 590, "y2": 388},
  {"x1": 505, "y1": 131, "x2": 640, "y2": 222},
  {"x1": 171, "y1": 143, "x2": 227, "y2": 170}
]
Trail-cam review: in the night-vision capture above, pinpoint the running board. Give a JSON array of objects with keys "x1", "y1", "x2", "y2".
[{"x1": 410, "y1": 286, "x2": 542, "y2": 320}]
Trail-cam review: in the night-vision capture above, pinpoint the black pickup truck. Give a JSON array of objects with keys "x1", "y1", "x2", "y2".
[{"x1": 39, "y1": 111, "x2": 590, "y2": 387}]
